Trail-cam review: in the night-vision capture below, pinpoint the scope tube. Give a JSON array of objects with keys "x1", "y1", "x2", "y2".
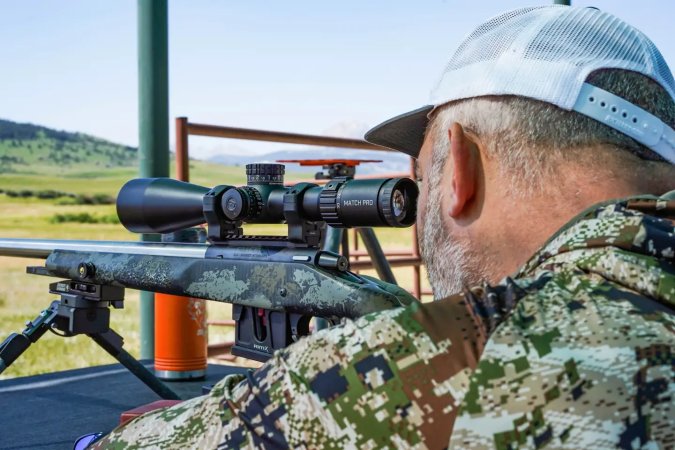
[{"x1": 116, "y1": 175, "x2": 418, "y2": 235}]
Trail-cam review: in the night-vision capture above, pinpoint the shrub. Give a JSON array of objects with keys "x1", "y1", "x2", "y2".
[
  {"x1": 36, "y1": 190, "x2": 67, "y2": 199},
  {"x1": 1, "y1": 188, "x2": 113, "y2": 204},
  {"x1": 70, "y1": 194, "x2": 115, "y2": 205},
  {"x1": 49, "y1": 213, "x2": 120, "y2": 224},
  {"x1": 91, "y1": 194, "x2": 115, "y2": 205}
]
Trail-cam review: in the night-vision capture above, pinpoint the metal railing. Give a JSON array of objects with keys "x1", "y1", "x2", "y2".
[{"x1": 174, "y1": 117, "x2": 429, "y2": 360}]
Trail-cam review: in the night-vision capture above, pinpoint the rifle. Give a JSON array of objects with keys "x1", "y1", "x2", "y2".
[{"x1": 0, "y1": 163, "x2": 418, "y2": 398}]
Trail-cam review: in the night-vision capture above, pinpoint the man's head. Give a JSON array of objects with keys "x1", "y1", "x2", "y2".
[{"x1": 365, "y1": 6, "x2": 675, "y2": 298}]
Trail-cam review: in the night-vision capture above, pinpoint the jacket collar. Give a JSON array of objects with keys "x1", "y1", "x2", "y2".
[{"x1": 516, "y1": 191, "x2": 675, "y2": 308}]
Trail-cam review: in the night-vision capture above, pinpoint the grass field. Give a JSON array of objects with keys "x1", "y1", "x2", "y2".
[{"x1": 0, "y1": 161, "x2": 429, "y2": 379}]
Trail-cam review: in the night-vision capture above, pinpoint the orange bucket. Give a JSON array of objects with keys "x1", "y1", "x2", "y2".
[{"x1": 154, "y1": 293, "x2": 207, "y2": 380}]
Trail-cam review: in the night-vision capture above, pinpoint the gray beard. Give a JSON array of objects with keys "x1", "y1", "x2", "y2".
[{"x1": 418, "y1": 187, "x2": 479, "y2": 300}]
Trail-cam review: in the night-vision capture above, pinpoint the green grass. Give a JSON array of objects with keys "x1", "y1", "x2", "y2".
[{"x1": 0, "y1": 163, "x2": 429, "y2": 379}]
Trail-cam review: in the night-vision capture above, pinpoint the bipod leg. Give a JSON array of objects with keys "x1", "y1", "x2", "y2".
[
  {"x1": 0, "y1": 301, "x2": 59, "y2": 374},
  {"x1": 90, "y1": 329, "x2": 181, "y2": 400},
  {"x1": 357, "y1": 228, "x2": 397, "y2": 285}
]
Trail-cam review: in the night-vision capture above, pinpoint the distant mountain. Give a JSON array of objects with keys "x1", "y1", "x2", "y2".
[
  {"x1": 0, "y1": 119, "x2": 137, "y2": 173},
  {"x1": 208, "y1": 148, "x2": 411, "y2": 176}
]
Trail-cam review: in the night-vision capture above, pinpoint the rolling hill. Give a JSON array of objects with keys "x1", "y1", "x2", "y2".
[
  {"x1": 0, "y1": 119, "x2": 137, "y2": 173},
  {"x1": 0, "y1": 119, "x2": 311, "y2": 195}
]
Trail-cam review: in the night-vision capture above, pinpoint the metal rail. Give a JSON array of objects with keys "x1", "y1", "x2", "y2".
[
  {"x1": 183, "y1": 121, "x2": 389, "y2": 151},
  {"x1": 174, "y1": 116, "x2": 425, "y2": 300},
  {"x1": 174, "y1": 117, "x2": 427, "y2": 360},
  {"x1": 175, "y1": 119, "x2": 396, "y2": 183}
]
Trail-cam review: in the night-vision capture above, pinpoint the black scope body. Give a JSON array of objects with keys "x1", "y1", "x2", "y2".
[{"x1": 117, "y1": 163, "x2": 418, "y2": 235}]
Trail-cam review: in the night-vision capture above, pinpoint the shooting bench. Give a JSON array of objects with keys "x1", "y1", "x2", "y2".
[{"x1": 0, "y1": 362, "x2": 247, "y2": 449}]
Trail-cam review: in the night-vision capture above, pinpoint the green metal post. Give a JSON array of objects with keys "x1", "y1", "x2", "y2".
[{"x1": 137, "y1": 0, "x2": 169, "y2": 359}]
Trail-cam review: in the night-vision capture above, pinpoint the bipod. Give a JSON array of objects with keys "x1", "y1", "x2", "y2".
[{"x1": 0, "y1": 276, "x2": 180, "y2": 400}]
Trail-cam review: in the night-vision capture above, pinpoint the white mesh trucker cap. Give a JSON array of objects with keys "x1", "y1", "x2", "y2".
[{"x1": 364, "y1": 6, "x2": 675, "y2": 163}]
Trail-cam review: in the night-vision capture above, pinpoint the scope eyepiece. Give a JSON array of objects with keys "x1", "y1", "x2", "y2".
[
  {"x1": 379, "y1": 178, "x2": 417, "y2": 227},
  {"x1": 316, "y1": 177, "x2": 417, "y2": 228}
]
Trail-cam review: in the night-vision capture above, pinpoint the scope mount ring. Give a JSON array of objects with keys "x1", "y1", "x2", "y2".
[
  {"x1": 283, "y1": 182, "x2": 323, "y2": 247},
  {"x1": 203, "y1": 185, "x2": 243, "y2": 242}
]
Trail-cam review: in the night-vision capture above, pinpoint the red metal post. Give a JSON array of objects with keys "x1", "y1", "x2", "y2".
[{"x1": 175, "y1": 117, "x2": 189, "y2": 182}]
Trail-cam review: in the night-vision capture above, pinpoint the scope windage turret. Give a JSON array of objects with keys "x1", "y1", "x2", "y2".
[{"x1": 116, "y1": 163, "x2": 418, "y2": 236}]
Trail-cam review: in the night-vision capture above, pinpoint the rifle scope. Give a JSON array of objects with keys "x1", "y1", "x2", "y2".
[{"x1": 117, "y1": 163, "x2": 418, "y2": 235}]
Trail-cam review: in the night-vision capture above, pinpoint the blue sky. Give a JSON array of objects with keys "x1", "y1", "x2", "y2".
[{"x1": 0, "y1": 1, "x2": 673, "y2": 158}]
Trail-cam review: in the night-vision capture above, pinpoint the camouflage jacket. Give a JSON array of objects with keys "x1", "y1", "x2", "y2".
[{"x1": 93, "y1": 193, "x2": 675, "y2": 450}]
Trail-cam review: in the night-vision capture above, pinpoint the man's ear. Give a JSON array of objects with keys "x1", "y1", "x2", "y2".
[{"x1": 447, "y1": 122, "x2": 478, "y2": 218}]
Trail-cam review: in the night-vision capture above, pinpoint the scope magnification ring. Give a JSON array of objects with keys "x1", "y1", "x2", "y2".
[{"x1": 318, "y1": 179, "x2": 346, "y2": 226}]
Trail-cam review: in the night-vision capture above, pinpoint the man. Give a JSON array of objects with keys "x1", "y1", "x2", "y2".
[{"x1": 93, "y1": 6, "x2": 674, "y2": 449}]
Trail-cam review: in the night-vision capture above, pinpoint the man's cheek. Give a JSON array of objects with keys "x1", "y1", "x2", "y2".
[{"x1": 416, "y1": 183, "x2": 429, "y2": 227}]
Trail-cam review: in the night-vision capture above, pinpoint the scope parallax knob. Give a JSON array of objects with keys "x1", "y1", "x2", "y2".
[
  {"x1": 246, "y1": 163, "x2": 285, "y2": 185},
  {"x1": 221, "y1": 186, "x2": 262, "y2": 221}
]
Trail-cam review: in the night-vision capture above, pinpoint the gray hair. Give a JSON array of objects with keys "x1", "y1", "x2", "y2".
[{"x1": 426, "y1": 69, "x2": 675, "y2": 195}]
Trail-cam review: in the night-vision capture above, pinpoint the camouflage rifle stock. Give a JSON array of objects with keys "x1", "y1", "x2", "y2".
[
  {"x1": 0, "y1": 163, "x2": 419, "y2": 363},
  {"x1": 0, "y1": 237, "x2": 415, "y2": 361}
]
